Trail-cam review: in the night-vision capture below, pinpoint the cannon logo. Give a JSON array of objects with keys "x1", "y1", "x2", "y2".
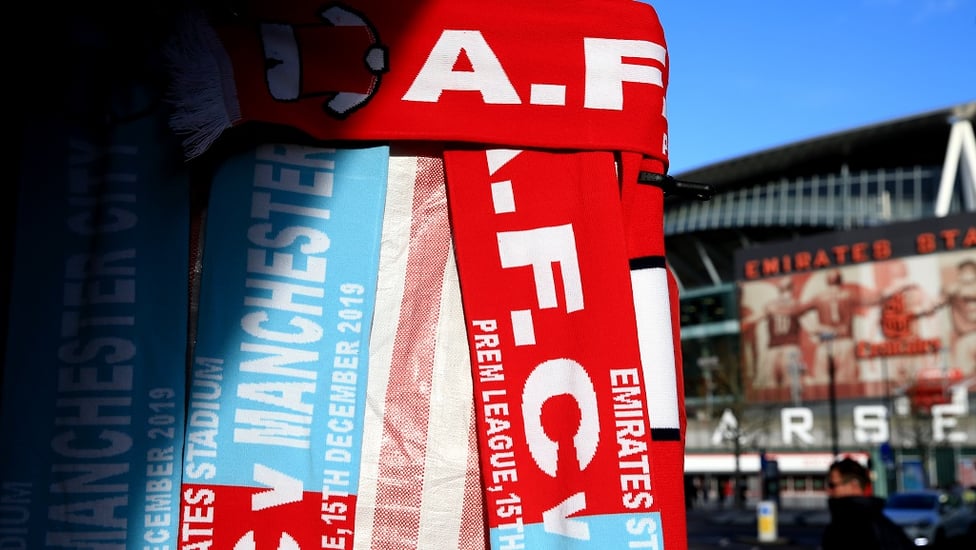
[
  {"x1": 880, "y1": 292, "x2": 913, "y2": 340},
  {"x1": 260, "y1": 3, "x2": 389, "y2": 117}
]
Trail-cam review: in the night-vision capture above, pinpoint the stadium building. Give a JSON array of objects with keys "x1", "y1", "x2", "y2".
[{"x1": 667, "y1": 100, "x2": 976, "y2": 508}]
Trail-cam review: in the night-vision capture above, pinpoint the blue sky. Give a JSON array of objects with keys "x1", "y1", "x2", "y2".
[{"x1": 649, "y1": 0, "x2": 976, "y2": 174}]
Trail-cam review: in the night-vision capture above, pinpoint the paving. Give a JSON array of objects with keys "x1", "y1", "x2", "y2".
[
  {"x1": 695, "y1": 505, "x2": 830, "y2": 528},
  {"x1": 687, "y1": 504, "x2": 828, "y2": 549}
]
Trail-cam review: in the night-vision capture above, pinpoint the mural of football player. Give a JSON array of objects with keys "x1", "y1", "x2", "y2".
[
  {"x1": 798, "y1": 269, "x2": 885, "y2": 386},
  {"x1": 918, "y1": 257, "x2": 976, "y2": 376},
  {"x1": 945, "y1": 258, "x2": 976, "y2": 375},
  {"x1": 741, "y1": 277, "x2": 805, "y2": 393},
  {"x1": 872, "y1": 259, "x2": 940, "y2": 389}
]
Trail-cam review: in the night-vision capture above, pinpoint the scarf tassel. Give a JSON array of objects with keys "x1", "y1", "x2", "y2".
[{"x1": 164, "y1": 11, "x2": 240, "y2": 159}]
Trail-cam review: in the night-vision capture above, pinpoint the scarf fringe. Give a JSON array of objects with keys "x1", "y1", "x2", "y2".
[{"x1": 164, "y1": 11, "x2": 240, "y2": 159}]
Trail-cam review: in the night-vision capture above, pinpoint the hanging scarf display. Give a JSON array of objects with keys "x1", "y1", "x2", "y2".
[{"x1": 163, "y1": 1, "x2": 683, "y2": 548}]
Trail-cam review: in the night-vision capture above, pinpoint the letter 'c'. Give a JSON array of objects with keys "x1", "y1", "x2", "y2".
[{"x1": 522, "y1": 358, "x2": 600, "y2": 477}]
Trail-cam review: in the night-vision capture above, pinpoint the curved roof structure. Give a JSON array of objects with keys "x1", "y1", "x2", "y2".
[
  {"x1": 674, "y1": 101, "x2": 976, "y2": 189},
  {"x1": 664, "y1": 100, "x2": 976, "y2": 292}
]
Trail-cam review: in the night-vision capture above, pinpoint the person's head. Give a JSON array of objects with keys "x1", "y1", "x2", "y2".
[
  {"x1": 826, "y1": 457, "x2": 870, "y2": 498},
  {"x1": 826, "y1": 270, "x2": 843, "y2": 287},
  {"x1": 958, "y1": 260, "x2": 976, "y2": 283},
  {"x1": 777, "y1": 277, "x2": 793, "y2": 297}
]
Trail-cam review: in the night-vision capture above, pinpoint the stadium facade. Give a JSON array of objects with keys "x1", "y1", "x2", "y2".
[{"x1": 667, "y1": 100, "x2": 976, "y2": 508}]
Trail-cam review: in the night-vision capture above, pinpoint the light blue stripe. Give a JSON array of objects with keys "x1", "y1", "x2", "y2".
[
  {"x1": 490, "y1": 512, "x2": 665, "y2": 549},
  {"x1": 189, "y1": 144, "x2": 388, "y2": 499}
]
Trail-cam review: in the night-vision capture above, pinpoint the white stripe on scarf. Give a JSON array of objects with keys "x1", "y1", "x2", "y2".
[{"x1": 357, "y1": 153, "x2": 484, "y2": 550}]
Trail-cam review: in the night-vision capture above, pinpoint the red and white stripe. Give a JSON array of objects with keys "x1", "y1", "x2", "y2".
[{"x1": 355, "y1": 152, "x2": 486, "y2": 550}]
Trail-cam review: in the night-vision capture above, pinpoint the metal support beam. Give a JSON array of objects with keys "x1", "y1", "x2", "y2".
[
  {"x1": 693, "y1": 238, "x2": 723, "y2": 286},
  {"x1": 935, "y1": 114, "x2": 976, "y2": 216}
]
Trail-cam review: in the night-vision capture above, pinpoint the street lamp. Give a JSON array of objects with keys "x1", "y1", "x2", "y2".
[
  {"x1": 880, "y1": 356, "x2": 898, "y2": 494},
  {"x1": 698, "y1": 354, "x2": 719, "y2": 419},
  {"x1": 820, "y1": 331, "x2": 839, "y2": 458}
]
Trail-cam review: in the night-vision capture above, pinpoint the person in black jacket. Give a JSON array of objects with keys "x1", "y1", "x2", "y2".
[{"x1": 821, "y1": 457, "x2": 914, "y2": 550}]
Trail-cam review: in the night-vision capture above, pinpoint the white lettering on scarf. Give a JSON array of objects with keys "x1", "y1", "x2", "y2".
[
  {"x1": 234, "y1": 144, "x2": 336, "y2": 450},
  {"x1": 227, "y1": 144, "x2": 341, "y2": 550},
  {"x1": 473, "y1": 319, "x2": 526, "y2": 540},
  {"x1": 402, "y1": 31, "x2": 666, "y2": 111},
  {"x1": 486, "y1": 150, "x2": 601, "y2": 540},
  {"x1": 46, "y1": 140, "x2": 140, "y2": 548}
]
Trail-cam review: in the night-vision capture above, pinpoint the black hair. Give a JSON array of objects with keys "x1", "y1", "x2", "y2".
[{"x1": 829, "y1": 457, "x2": 870, "y2": 489}]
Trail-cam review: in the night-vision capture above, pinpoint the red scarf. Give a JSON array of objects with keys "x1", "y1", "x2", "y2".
[
  {"x1": 445, "y1": 149, "x2": 686, "y2": 548},
  {"x1": 166, "y1": 0, "x2": 668, "y2": 161}
]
